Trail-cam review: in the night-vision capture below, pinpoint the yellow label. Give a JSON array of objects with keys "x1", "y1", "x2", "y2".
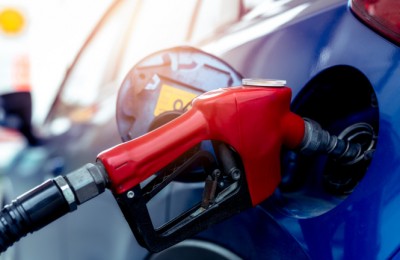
[{"x1": 154, "y1": 84, "x2": 198, "y2": 116}]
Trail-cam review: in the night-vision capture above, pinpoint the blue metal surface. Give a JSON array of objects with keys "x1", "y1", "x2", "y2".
[{"x1": 207, "y1": 1, "x2": 400, "y2": 259}]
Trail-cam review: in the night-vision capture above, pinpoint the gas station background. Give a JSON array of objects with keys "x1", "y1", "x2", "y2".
[
  {"x1": 1, "y1": 0, "x2": 115, "y2": 124},
  {"x1": 0, "y1": 0, "x2": 246, "y2": 125}
]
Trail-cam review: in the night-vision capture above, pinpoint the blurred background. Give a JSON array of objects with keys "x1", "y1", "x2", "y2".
[
  {"x1": 2, "y1": 0, "x2": 394, "y2": 259},
  {"x1": 0, "y1": 0, "x2": 250, "y2": 168},
  {"x1": 0, "y1": 1, "x2": 261, "y2": 258},
  {"x1": 1, "y1": 0, "x2": 112, "y2": 122},
  {"x1": 0, "y1": 0, "x2": 113, "y2": 171}
]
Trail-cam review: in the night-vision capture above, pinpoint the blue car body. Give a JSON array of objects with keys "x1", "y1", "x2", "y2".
[
  {"x1": 199, "y1": 1, "x2": 400, "y2": 259},
  {"x1": 4, "y1": 0, "x2": 400, "y2": 259}
]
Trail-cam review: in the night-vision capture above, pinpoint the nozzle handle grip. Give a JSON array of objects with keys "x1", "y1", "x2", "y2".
[{"x1": 98, "y1": 108, "x2": 208, "y2": 194}]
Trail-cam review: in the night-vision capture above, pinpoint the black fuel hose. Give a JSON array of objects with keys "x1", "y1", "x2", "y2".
[{"x1": 0, "y1": 162, "x2": 108, "y2": 253}]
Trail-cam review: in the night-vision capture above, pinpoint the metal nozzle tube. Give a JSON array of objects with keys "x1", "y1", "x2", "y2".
[{"x1": 299, "y1": 118, "x2": 362, "y2": 163}]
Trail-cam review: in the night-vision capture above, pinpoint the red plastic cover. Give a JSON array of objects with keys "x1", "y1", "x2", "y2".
[{"x1": 98, "y1": 86, "x2": 304, "y2": 206}]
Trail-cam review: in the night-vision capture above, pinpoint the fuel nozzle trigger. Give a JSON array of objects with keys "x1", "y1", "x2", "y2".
[{"x1": 114, "y1": 143, "x2": 251, "y2": 252}]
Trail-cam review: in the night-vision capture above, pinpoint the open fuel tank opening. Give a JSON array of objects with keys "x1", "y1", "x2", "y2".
[
  {"x1": 273, "y1": 65, "x2": 379, "y2": 218},
  {"x1": 116, "y1": 46, "x2": 242, "y2": 142}
]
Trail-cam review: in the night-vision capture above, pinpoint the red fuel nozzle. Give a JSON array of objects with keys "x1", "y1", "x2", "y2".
[
  {"x1": 96, "y1": 84, "x2": 307, "y2": 252},
  {"x1": 0, "y1": 83, "x2": 366, "y2": 254},
  {"x1": 98, "y1": 85, "x2": 305, "y2": 206}
]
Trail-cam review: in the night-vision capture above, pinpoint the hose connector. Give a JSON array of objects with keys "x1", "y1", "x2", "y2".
[{"x1": 63, "y1": 162, "x2": 109, "y2": 205}]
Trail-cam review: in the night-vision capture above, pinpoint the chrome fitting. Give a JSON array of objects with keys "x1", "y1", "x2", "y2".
[
  {"x1": 242, "y1": 78, "x2": 286, "y2": 87},
  {"x1": 64, "y1": 162, "x2": 108, "y2": 205}
]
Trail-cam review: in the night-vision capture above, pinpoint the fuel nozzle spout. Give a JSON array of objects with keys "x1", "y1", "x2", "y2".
[{"x1": 299, "y1": 118, "x2": 363, "y2": 165}]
